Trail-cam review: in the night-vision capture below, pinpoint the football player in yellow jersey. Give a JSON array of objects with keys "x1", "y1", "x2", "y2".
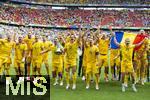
[
  {"x1": 81, "y1": 37, "x2": 88, "y2": 81},
  {"x1": 23, "y1": 33, "x2": 35, "y2": 79},
  {"x1": 58, "y1": 35, "x2": 65, "y2": 67},
  {"x1": 51, "y1": 38, "x2": 64, "y2": 86},
  {"x1": 0, "y1": 34, "x2": 16, "y2": 75},
  {"x1": 113, "y1": 33, "x2": 146, "y2": 92},
  {"x1": 41, "y1": 38, "x2": 64, "y2": 86},
  {"x1": 96, "y1": 30, "x2": 110, "y2": 82},
  {"x1": 14, "y1": 36, "x2": 27, "y2": 76},
  {"x1": 79, "y1": 29, "x2": 90, "y2": 81},
  {"x1": 134, "y1": 30, "x2": 149, "y2": 85},
  {"x1": 63, "y1": 33, "x2": 70, "y2": 66},
  {"x1": 81, "y1": 30, "x2": 92, "y2": 81},
  {"x1": 3, "y1": 35, "x2": 15, "y2": 76},
  {"x1": 85, "y1": 38, "x2": 100, "y2": 90},
  {"x1": 64, "y1": 32, "x2": 81, "y2": 90},
  {"x1": 0, "y1": 34, "x2": 8, "y2": 75},
  {"x1": 58, "y1": 35, "x2": 66, "y2": 78},
  {"x1": 110, "y1": 49, "x2": 121, "y2": 80},
  {"x1": 42, "y1": 36, "x2": 52, "y2": 77},
  {"x1": 31, "y1": 35, "x2": 44, "y2": 77}
]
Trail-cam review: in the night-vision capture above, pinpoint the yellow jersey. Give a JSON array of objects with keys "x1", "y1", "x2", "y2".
[
  {"x1": 0, "y1": 39, "x2": 15, "y2": 57},
  {"x1": 86, "y1": 45, "x2": 99, "y2": 64},
  {"x1": 3, "y1": 41, "x2": 15, "y2": 56},
  {"x1": 43, "y1": 41, "x2": 52, "y2": 54},
  {"x1": 14, "y1": 42, "x2": 27, "y2": 60},
  {"x1": 120, "y1": 44, "x2": 135, "y2": 63},
  {"x1": 65, "y1": 41, "x2": 79, "y2": 60},
  {"x1": 98, "y1": 39, "x2": 109, "y2": 55},
  {"x1": 23, "y1": 37, "x2": 35, "y2": 51},
  {"x1": 51, "y1": 45, "x2": 63, "y2": 64},
  {"x1": 83, "y1": 43, "x2": 90, "y2": 63},
  {"x1": 83, "y1": 45, "x2": 88, "y2": 60},
  {"x1": 32, "y1": 41, "x2": 44, "y2": 61},
  {"x1": 0, "y1": 39, "x2": 7, "y2": 57},
  {"x1": 110, "y1": 49, "x2": 120, "y2": 58}
]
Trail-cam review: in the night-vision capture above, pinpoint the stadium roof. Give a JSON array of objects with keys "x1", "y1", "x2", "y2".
[{"x1": 7, "y1": 0, "x2": 150, "y2": 8}]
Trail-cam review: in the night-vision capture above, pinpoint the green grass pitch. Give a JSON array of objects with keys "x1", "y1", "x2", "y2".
[{"x1": 50, "y1": 78, "x2": 150, "y2": 100}]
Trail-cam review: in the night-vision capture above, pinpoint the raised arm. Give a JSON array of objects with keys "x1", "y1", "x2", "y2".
[
  {"x1": 94, "y1": 28, "x2": 101, "y2": 35},
  {"x1": 109, "y1": 26, "x2": 115, "y2": 37},
  {"x1": 113, "y1": 36, "x2": 120, "y2": 48},
  {"x1": 95, "y1": 26, "x2": 101, "y2": 41},
  {"x1": 77, "y1": 29, "x2": 82, "y2": 45},
  {"x1": 13, "y1": 33, "x2": 16, "y2": 42}
]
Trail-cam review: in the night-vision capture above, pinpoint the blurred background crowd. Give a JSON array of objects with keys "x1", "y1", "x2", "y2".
[
  {"x1": 0, "y1": 24, "x2": 149, "y2": 41},
  {"x1": 0, "y1": 4, "x2": 149, "y2": 28},
  {"x1": 0, "y1": 24, "x2": 80, "y2": 40}
]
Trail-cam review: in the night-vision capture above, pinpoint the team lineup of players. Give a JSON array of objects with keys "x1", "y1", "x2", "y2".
[{"x1": 0, "y1": 26, "x2": 149, "y2": 92}]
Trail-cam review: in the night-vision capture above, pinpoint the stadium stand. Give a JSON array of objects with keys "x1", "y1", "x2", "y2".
[{"x1": 0, "y1": 4, "x2": 149, "y2": 28}]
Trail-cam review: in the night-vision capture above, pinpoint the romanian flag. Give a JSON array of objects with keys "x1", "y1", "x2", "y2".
[{"x1": 110, "y1": 31, "x2": 147, "y2": 51}]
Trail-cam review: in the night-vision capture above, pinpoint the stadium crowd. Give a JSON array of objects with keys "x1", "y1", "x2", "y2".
[
  {"x1": 0, "y1": 5, "x2": 150, "y2": 27},
  {"x1": 11, "y1": 0, "x2": 150, "y2": 4}
]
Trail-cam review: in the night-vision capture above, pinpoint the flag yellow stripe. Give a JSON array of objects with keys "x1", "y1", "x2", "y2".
[{"x1": 121, "y1": 32, "x2": 137, "y2": 44}]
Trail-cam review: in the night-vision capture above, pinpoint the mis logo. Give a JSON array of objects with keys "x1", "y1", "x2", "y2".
[{"x1": 6, "y1": 77, "x2": 48, "y2": 95}]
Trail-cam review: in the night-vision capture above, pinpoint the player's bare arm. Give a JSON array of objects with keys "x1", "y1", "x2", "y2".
[
  {"x1": 109, "y1": 25, "x2": 115, "y2": 37},
  {"x1": 113, "y1": 35, "x2": 120, "y2": 48}
]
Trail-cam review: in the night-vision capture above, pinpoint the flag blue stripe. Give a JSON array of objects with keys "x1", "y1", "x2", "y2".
[{"x1": 110, "y1": 31, "x2": 124, "y2": 49}]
